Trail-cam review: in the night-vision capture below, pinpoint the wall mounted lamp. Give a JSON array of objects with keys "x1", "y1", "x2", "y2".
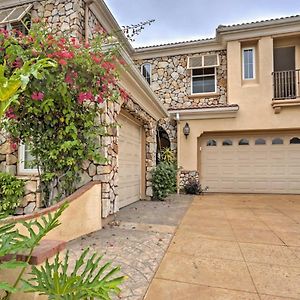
[{"x1": 183, "y1": 122, "x2": 190, "y2": 139}]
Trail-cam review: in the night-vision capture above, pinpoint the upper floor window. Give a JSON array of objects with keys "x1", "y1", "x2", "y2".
[
  {"x1": 0, "y1": 4, "x2": 32, "y2": 35},
  {"x1": 18, "y1": 143, "x2": 38, "y2": 175},
  {"x1": 187, "y1": 54, "x2": 219, "y2": 95},
  {"x1": 141, "y1": 63, "x2": 151, "y2": 84},
  {"x1": 191, "y1": 67, "x2": 216, "y2": 94},
  {"x1": 242, "y1": 48, "x2": 255, "y2": 80}
]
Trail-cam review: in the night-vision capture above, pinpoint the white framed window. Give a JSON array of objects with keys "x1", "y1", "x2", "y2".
[
  {"x1": 18, "y1": 143, "x2": 38, "y2": 175},
  {"x1": 191, "y1": 67, "x2": 217, "y2": 94},
  {"x1": 242, "y1": 47, "x2": 255, "y2": 80},
  {"x1": 141, "y1": 63, "x2": 151, "y2": 84}
]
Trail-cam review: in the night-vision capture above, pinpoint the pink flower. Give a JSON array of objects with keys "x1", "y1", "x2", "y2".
[
  {"x1": 120, "y1": 88, "x2": 128, "y2": 102},
  {"x1": 97, "y1": 94, "x2": 104, "y2": 103},
  {"x1": 77, "y1": 91, "x2": 94, "y2": 104},
  {"x1": 31, "y1": 92, "x2": 44, "y2": 101},
  {"x1": 92, "y1": 55, "x2": 102, "y2": 64},
  {"x1": 65, "y1": 74, "x2": 73, "y2": 84},
  {"x1": 12, "y1": 58, "x2": 23, "y2": 68},
  {"x1": 59, "y1": 50, "x2": 74, "y2": 59},
  {"x1": 102, "y1": 61, "x2": 116, "y2": 71},
  {"x1": 11, "y1": 142, "x2": 17, "y2": 151},
  {"x1": 58, "y1": 59, "x2": 67, "y2": 66},
  {"x1": 5, "y1": 108, "x2": 16, "y2": 119}
]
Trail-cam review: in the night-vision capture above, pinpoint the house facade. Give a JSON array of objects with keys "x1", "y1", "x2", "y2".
[
  {"x1": 0, "y1": 0, "x2": 300, "y2": 218},
  {"x1": 134, "y1": 16, "x2": 300, "y2": 194}
]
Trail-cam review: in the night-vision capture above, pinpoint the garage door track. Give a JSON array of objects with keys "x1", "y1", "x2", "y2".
[{"x1": 145, "y1": 194, "x2": 300, "y2": 300}]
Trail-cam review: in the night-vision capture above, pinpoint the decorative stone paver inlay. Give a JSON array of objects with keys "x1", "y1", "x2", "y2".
[
  {"x1": 66, "y1": 196, "x2": 193, "y2": 299},
  {"x1": 67, "y1": 225, "x2": 173, "y2": 300}
]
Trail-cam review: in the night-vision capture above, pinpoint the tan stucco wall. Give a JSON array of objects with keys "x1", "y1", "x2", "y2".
[
  {"x1": 4, "y1": 182, "x2": 102, "y2": 242},
  {"x1": 178, "y1": 36, "x2": 300, "y2": 171}
]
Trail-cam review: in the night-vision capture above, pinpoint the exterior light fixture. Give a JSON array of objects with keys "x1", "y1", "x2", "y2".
[{"x1": 183, "y1": 122, "x2": 190, "y2": 138}]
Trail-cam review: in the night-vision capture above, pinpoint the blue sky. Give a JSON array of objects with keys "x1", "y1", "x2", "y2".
[{"x1": 104, "y1": 0, "x2": 300, "y2": 47}]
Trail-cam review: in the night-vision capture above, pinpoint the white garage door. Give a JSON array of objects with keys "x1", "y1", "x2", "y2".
[
  {"x1": 118, "y1": 114, "x2": 142, "y2": 208},
  {"x1": 200, "y1": 133, "x2": 300, "y2": 194}
]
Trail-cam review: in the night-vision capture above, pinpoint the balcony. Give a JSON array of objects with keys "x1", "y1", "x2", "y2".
[
  {"x1": 272, "y1": 69, "x2": 300, "y2": 113},
  {"x1": 273, "y1": 69, "x2": 300, "y2": 100}
]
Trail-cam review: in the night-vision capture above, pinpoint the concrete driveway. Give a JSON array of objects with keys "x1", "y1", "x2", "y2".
[{"x1": 145, "y1": 194, "x2": 300, "y2": 300}]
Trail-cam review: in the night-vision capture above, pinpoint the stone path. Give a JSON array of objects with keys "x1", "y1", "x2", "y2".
[
  {"x1": 67, "y1": 195, "x2": 193, "y2": 300},
  {"x1": 145, "y1": 193, "x2": 300, "y2": 300}
]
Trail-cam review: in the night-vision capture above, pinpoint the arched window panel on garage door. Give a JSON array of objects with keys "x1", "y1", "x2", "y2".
[
  {"x1": 255, "y1": 138, "x2": 266, "y2": 145},
  {"x1": 222, "y1": 139, "x2": 233, "y2": 146},
  {"x1": 272, "y1": 138, "x2": 284, "y2": 145},
  {"x1": 290, "y1": 137, "x2": 300, "y2": 144},
  {"x1": 207, "y1": 139, "x2": 217, "y2": 146},
  {"x1": 238, "y1": 138, "x2": 249, "y2": 145}
]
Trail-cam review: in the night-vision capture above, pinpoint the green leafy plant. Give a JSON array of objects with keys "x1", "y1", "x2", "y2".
[
  {"x1": 25, "y1": 249, "x2": 124, "y2": 299},
  {"x1": 0, "y1": 172, "x2": 25, "y2": 214},
  {"x1": 0, "y1": 204, "x2": 124, "y2": 300},
  {"x1": 0, "y1": 204, "x2": 67, "y2": 299},
  {"x1": 152, "y1": 162, "x2": 177, "y2": 200},
  {"x1": 159, "y1": 147, "x2": 175, "y2": 164},
  {"x1": 0, "y1": 56, "x2": 57, "y2": 119}
]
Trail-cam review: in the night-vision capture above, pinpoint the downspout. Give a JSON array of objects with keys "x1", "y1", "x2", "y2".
[
  {"x1": 175, "y1": 113, "x2": 182, "y2": 194},
  {"x1": 85, "y1": 0, "x2": 94, "y2": 43}
]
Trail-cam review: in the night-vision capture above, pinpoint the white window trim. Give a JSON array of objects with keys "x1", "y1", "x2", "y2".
[
  {"x1": 18, "y1": 143, "x2": 38, "y2": 176},
  {"x1": 191, "y1": 67, "x2": 217, "y2": 95},
  {"x1": 141, "y1": 63, "x2": 151, "y2": 84},
  {"x1": 242, "y1": 47, "x2": 256, "y2": 80}
]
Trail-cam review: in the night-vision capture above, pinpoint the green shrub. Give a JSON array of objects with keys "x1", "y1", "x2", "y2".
[
  {"x1": 0, "y1": 172, "x2": 25, "y2": 214},
  {"x1": 152, "y1": 162, "x2": 177, "y2": 200}
]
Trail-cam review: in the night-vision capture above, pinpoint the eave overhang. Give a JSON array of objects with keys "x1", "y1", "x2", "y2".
[{"x1": 169, "y1": 105, "x2": 239, "y2": 121}]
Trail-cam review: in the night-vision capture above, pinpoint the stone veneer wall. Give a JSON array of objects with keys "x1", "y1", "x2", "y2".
[
  {"x1": 135, "y1": 50, "x2": 227, "y2": 152},
  {"x1": 0, "y1": 0, "x2": 157, "y2": 217},
  {"x1": 135, "y1": 50, "x2": 227, "y2": 189},
  {"x1": 179, "y1": 170, "x2": 199, "y2": 191},
  {"x1": 78, "y1": 97, "x2": 157, "y2": 218},
  {"x1": 135, "y1": 50, "x2": 227, "y2": 110},
  {"x1": 31, "y1": 0, "x2": 85, "y2": 36}
]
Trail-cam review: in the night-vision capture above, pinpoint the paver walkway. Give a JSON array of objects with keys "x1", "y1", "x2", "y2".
[
  {"x1": 67, "y1": 195, "x2": 193, "y2": 300},
  {"x1": 145, "y1": 194, "x2": 300, "y2": 300}
]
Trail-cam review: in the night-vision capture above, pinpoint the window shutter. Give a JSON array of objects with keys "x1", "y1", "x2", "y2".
[{"x1": 188, "y1": 54, "x2": 219, "y2": 69}]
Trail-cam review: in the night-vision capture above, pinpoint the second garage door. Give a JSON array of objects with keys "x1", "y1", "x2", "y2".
[
  {"x1": 200, "y1": 132, "x2": 300, "y2": 194},
  {"x1": 118, "y1": 114, "x2": 143, "y2": 208}
]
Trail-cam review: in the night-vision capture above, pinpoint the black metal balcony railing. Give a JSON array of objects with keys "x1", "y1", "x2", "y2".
[{"x1": 273, "y1": 69, "x2": 300, "y2": 100}]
